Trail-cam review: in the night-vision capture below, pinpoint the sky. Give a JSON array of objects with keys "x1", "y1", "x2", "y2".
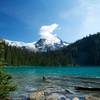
[{"x1": 0, "y1": 0, "x2": 100, "y2": 43}]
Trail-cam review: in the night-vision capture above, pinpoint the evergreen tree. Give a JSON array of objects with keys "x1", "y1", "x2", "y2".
[
  {"x1": 0, "y1": 39, "x2": 5, "y2": 66},
  {"x1": 3, "y1": 32, "x2": 100, "y2": 66},
  {"x1": 0, "y1": 70, "x2": 16, "y2": 99}
]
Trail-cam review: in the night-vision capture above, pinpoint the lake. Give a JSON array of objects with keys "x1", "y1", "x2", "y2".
[
  {"x1": 2, "y1": 66, "x2": 100, "y2": 99},
  {"x1": 3, "y1": 66, "x2": 100, "y2": 77}
]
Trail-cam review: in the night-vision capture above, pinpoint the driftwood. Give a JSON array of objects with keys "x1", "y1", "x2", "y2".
[{"x1": 75, "y1": 86, "x2": 100, "y2": 91}]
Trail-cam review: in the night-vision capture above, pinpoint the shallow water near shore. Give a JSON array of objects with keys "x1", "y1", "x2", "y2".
[{"x1": 2, "y1": 66, "x2": 100, "y2": 99}]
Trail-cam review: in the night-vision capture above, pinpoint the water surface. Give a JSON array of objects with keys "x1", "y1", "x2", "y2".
[
  {"x1": 2, "y1": 66, "x2": 100, "y2": 98},
  {"x1": 4, "y1": 66, "x2": 100, "y2": 77}
]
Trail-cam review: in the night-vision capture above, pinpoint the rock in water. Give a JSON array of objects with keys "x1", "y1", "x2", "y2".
[
  {"x1": 85, "y1": 96, "x2": 100, "y2": 100},
  {"x1": 30, "y1": 91, "x2": 45, "y2": 100},
  {"x1": 43, "y1": 76, "x2": 46, "y2": 81},
  {"x1": 46, "y1": 93, "x2": 66, "y2": 100},
  {"x1": 72, "y1": 97, "x2": 79, "y2": 100}
]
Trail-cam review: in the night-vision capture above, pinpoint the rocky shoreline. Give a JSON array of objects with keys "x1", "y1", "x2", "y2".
[{"x1": 9, "y1": 76, "x2": 100, "y2": 100}]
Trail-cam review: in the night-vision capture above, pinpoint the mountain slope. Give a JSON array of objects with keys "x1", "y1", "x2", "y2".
[
  {"x1": 4, "y1": 36, "x2": 68, "y2": 52},
  {"x1": 64, "y1": 32, "x2": 100, "y2": 65}
]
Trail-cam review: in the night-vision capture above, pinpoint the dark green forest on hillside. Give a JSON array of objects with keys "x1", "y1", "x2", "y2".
[
  {"x1": 4, "y1": 44, "x2": 72, "y2": 66},
  {"x1": 1, "y1": 32, "x2": 100, "y2": 66},
  {"x1": 0, "y1": 40, "x2": 16, "y2": 99},
  {"x1": 64, "y1": 32, "x2": 100, "y2": 66},
  {"x1": 0, "y1": 40, "x2": 5, "y2": 66}
]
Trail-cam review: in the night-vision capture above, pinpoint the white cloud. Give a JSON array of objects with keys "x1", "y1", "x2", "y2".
[{"x1": 39, "y1": 23, "x2": 61, "y2": 44}]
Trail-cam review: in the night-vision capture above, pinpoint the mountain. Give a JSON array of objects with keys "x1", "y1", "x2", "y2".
[
  {"x1": 4, "y1": 36, "x2": 68, "y2": 52},
  {"x1": 35, "y1": 37, "x2": 68, "y2": 52},
  {"x1": 4, "y1": 39, "x2": 37, "y2": 51},
  {"x1": 2, "y1": 32, "x2": 100, "y2": 66}
]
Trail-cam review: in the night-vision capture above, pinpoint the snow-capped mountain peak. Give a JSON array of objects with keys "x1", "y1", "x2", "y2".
[
  {"x1": 4, "y1": 37, "x2": 68, "y2": 52},
  {"x1": 4, "y1": 39, "x2": 26, "y2": 47},
  {"x1": 4, "y1": 24, "x2": 69, "y2": 52},
  {"x1": 4, "y1": 39, "x2": 37, "y2": 51}
]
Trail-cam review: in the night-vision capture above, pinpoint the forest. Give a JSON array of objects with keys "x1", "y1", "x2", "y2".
[{"x1": 1, "y1": 32, "x2": 100, "y2": 66}]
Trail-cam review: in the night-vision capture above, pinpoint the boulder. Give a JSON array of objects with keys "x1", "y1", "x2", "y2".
[
  {"x1": 85, "y1": 96, "x2": 100, "y2": 100},
  {"x1": 30, "y1": 91, "x2": 45, "y2": 100},
  {"x1": 46, "y1": 93, "x2": 66, "y2": 100},
  {"x1": 72, "y1": 97, "x2": 79, "y2": 100}
]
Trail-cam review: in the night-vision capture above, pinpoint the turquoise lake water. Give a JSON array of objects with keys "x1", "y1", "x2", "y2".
[
  {"x1": 3, "y1": 66, "x2": 100, "y2": 77},
  {"x1": 2, "y1": 66, "x2": 100, "y2": 98}
]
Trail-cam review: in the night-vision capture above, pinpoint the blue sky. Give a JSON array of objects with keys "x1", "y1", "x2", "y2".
[{"x1": 0, "y1": 0, "x2": 100, "y2": 42}]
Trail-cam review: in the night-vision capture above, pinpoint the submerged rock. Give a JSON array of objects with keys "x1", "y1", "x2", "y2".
[
  {"x1": 11, "y1": 76, "x2": 100, "y2": 100},
  {"x1": 46, "y1": 93, "x2": 66, "y2": 100},
  {"x1": 85, "y1": 96, "x2": 100, "y2": 100},
  {"x1": 30, "y1": 91, "x2": 45, "y2": 100},
  {"x1": 29, "y1": 91, "x2": 87, "y2": 100},
  {"x1": 65, "y1": 98, "x2": 71, "y2": 100},
  {"x1": 72, "y1": 97, "x2": 79, "y2": 100}
]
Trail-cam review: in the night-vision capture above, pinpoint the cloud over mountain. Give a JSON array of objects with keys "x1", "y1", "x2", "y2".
[
  {"x1": 4, "y1": 23, "x2": 68, "y2": 52},
  {"x1": 39, "y1": 23, "x2": 60, "y2": 44},
  {"x1": 40, "y1": 24, "x2": 58, "y2": 39}
]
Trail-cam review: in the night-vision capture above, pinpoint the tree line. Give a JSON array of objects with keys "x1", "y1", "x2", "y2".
[{"x1": 1, "y1": 32, "x2": 100, "y2": 66}]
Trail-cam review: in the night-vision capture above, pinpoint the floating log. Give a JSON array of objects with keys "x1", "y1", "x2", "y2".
[{"x1": 75, "y1": 86, "x2": 100, "y2": 91}]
